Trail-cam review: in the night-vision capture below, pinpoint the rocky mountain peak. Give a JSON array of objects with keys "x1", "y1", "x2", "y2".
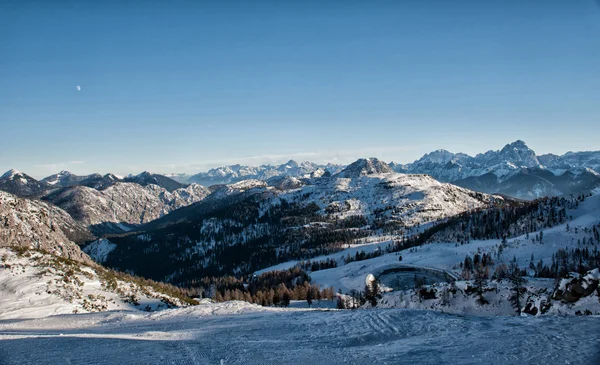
[{"x1": 336, "y1": 158, "x2": 392, "y2": 178}]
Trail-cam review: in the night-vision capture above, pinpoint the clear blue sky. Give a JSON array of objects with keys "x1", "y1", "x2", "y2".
[{"x1": 1, "y1": 0, "x2": 599, "y2": 177}]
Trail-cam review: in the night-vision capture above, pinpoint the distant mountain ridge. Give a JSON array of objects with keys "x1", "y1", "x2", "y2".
[
  {"x1": 392, "y1": 140, "x2": 600, "y2": 199},
  {"x1": 123, "y1": 171, "x2": 185, "y2": 192},
  {"x1": 187, "y1": 160, "x2": 344, "y2": 186},
  {"x1": 0, "y1": 169, "x2": 49, "y2": 197},
  {"x1": 3, "y1": 140, "x2": 599, "y2": 201},
  {"x1": 0, "y1": 170, "x2": 211, "y2": 236}
]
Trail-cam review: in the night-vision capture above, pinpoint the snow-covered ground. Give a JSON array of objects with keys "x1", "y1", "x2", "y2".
[
  {"x1": 258, "y1": 192, "x2": 600, "y2": 296},
  {"x1": 0, "y1": 248, "x2": 190, "y2": 319},
  {"x1": 0, "y1": 302, "x2": 599, "y2": 364}
]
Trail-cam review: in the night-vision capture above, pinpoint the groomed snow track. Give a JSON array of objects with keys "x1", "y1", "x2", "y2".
[{"x1": 1, "y1": 307, "x2": 599, "y2": 365}]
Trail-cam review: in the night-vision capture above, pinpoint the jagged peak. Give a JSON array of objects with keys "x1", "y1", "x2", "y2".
[
  {"x1": 283, "y1": 159, "x2": 299, "y2": 167},
  {"x1": 502, "y1": 140, "x2": 531, "y2": 151},
  {"x1": 336, "y1": 157, "x2": 392, "y2": 177}
]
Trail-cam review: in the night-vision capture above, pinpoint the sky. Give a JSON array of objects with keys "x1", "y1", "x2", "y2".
[{"x1": 1, "y1": 0, "x2": 599, "y2": 178}]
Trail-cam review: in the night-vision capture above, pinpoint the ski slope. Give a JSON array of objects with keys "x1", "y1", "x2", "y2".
[{"x1": 1, "y1": 302, "x2": 599, "y2": 365}]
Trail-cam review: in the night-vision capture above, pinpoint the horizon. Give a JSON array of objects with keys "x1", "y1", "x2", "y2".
[
  {"x1": 2, "y1": 1, "x2": 600, "y2": 177},
  {"x1": 2, "y1": 138, "x2": 598, "y2": 179}
]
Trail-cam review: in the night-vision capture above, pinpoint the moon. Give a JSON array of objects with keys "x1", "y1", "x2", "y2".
[{"x1": 76, "y1": 85, "x2": 81, "y2": 91}]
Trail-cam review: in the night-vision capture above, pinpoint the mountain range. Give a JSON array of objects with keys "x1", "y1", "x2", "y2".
[
  {"x1": 165, "y1": 140, "x2": 600, "y2": 200},
  {"x1": 0, "y1": 170, "x2": 211, "y2": 236},
  {"x1": 178, "y1": 140, "x2": 600, "y2": 200},
  {"x1": 2, "y1": 140, "x2": 598, "y2": 202},
  {"x1": 187, "y1": 160, "x2": 344, "y2": 186},
  {"x1": 393, "y1": 140, "x2": 600, "y2": 199}
]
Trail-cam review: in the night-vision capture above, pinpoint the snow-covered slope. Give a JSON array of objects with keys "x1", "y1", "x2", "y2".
[
  {"x1": 42, "y1": 182, "x2": 211, "y2": 228},
  {"x1": 278, "y1": 161, "x2": 500, "y2": 227},
  {"x1": 259, "y1": 190, "x2": 600, "y2": 316},
  {"x1": 0, "y1": 191, "x2": 93, "y2": 262},
  {"x1": 0, "y1": 300, "x2": 599, "y2": 365},
  {"x1": 0, "y1": 247, "x2": 193, "y2": 319}
]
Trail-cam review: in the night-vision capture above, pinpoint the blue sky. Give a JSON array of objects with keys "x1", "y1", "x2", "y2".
[{"x1": 1, "y1": 0, "x2": 599, "y2": 177}]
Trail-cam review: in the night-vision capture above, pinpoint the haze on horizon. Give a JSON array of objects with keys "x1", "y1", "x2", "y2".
[{"x1": 1, "y1": 0, "x2": 599, "y2": 177}]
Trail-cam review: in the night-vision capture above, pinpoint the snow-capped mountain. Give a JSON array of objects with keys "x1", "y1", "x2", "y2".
[
  {"x1": 187, "y1": 160, "x2": 344, "y2": 186},
  {"x1": 333, "y1": 158, "x2": 393, "y2": 178},
  {"x1": 123, "y1": 171, "x2": 185, "y2": 192},
  {"x1": 0, "y1": 169, "x2": 49, "y2": 197},
  {"x1": 397, "y1": 141, "x2": 600, "y2": 199},
  {"x1": 0, "y1": 190, "x2": 93, "y2": 262},
  {"x1": 41, "y1": 170, "x2": 121, "y2": 190},
  {"x1": 42, "y1": 182, "x2": 210, "y2": 232},
  {"x1": 42, "y1": 170, "x2": 91, "y2": 187}
]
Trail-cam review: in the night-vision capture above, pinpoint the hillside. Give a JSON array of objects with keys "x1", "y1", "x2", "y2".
[
  {"x1": 0, "y1": 192, "x2": 195, "y2": 319},
  {"x1": 42, "y1": 182, "x2": 210, "y2": 234},
  {"x1": 0, "y1": 247, "x2": 194, "y2": 319},
  {"x1": 257, "y1": 190, "x2": 600, "y2": 316},
  {"x1": 93, "y1": 159, "x2": 502, "y2": 284}
]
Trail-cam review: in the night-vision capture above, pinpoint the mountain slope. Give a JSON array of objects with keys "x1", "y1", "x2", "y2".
[
  {"x1": 0, "y1": 190, "x2": 93, "y2": 262},
  {"x1": 41, "y1": 182, "x2": 211, "y2": 232}
]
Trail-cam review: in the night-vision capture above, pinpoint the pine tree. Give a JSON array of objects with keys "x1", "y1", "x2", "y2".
[
  {"x1": 508, "y1": 259, "x2": 527, "y2": 315},
  {"x1": 282, "y1": 292, "x2": 291, "y2": 307},
  {"x1": 473, "y1": 263, "x2": 488, "y2": 305}
]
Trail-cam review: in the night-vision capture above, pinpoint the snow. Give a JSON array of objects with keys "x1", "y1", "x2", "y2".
[
  {"x1": 1, "y1": 304, "x2": 599, "y2": 364},
  {"x1": 0, "y1": 248, "x2": 190, "y2": 320},
  {"x1": 258, "y1": 189, "x2": 600, "y2": 301},
  {"x1": 0, "y1": 169, "x2": 21, "y2": 180},
  {"x1": 83, "y1": 239, "x2": 117, "y2": 263}
]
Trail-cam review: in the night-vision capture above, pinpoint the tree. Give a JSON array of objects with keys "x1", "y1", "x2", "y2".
[
  {"x1": 508, "y1": 260, "x2": 527, "y2": 316},
  {"x1": 282, "y1": 291, "x2": 291, "y2": 307},
  {"x1": 473, "y1": 263, "x2": 488, "y2": 305},
  {"x1": 365, "y1": 278, "x2": 381, "y2": 307}
]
